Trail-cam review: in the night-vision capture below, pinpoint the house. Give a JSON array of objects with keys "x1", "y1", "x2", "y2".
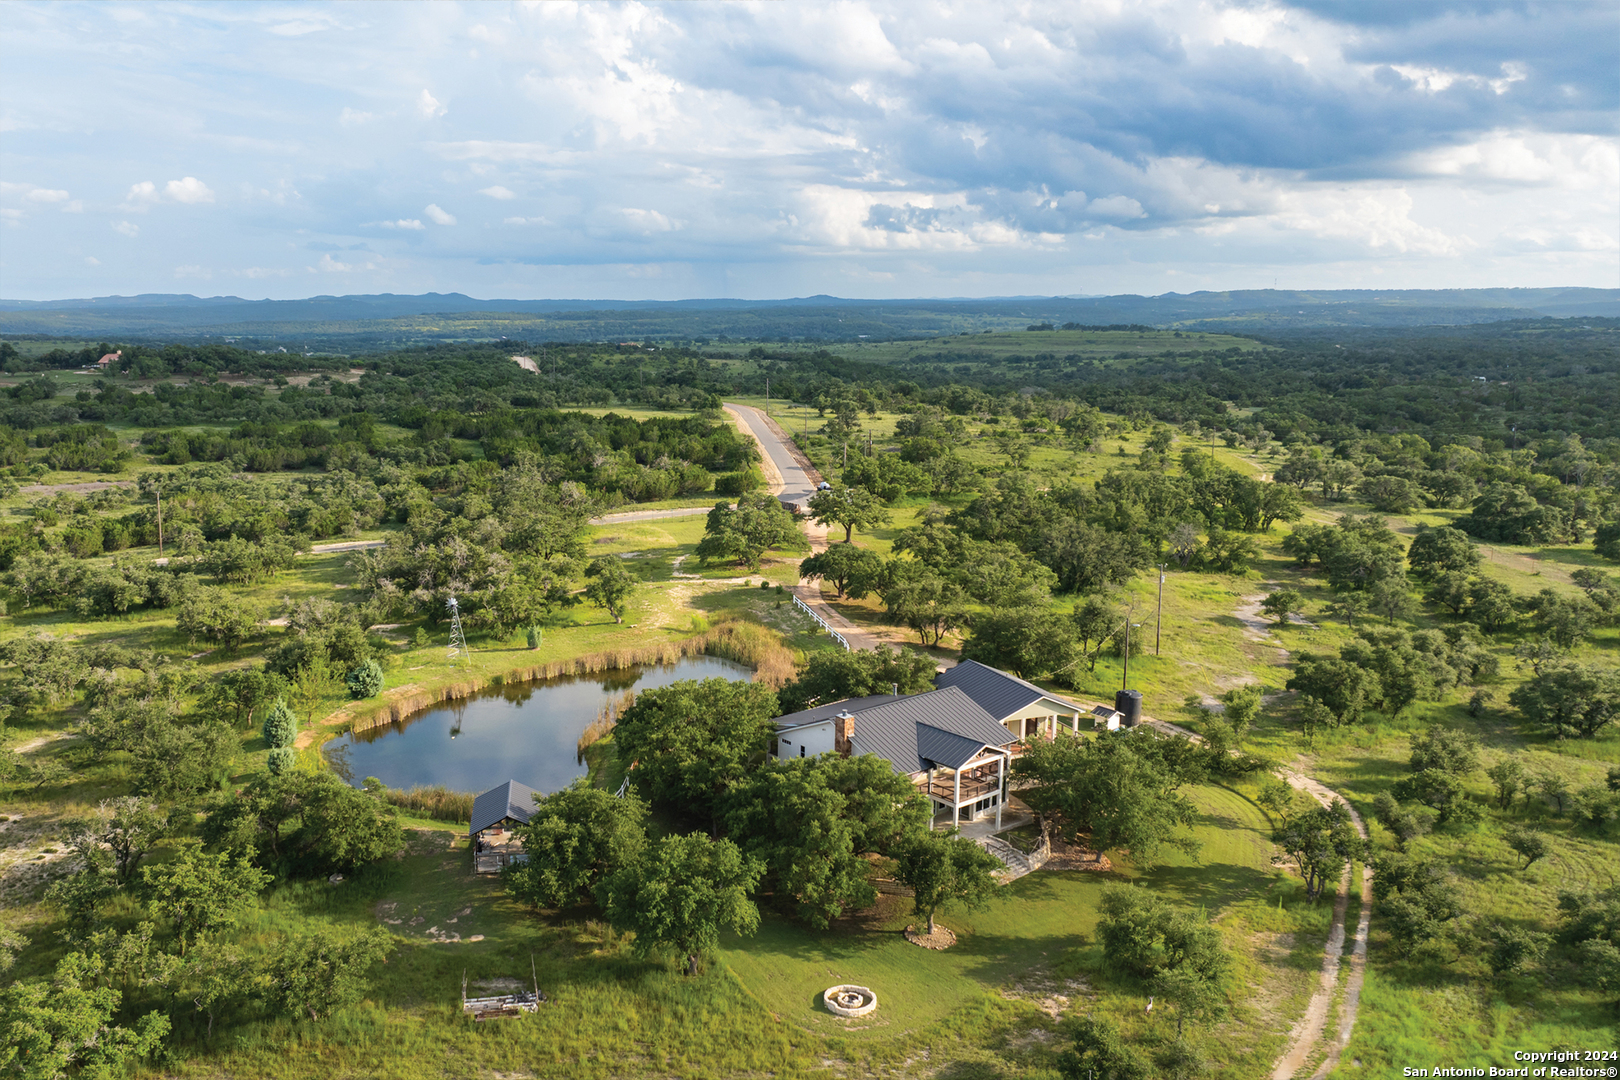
[
  {"x1": 936, "y1": 660, "x2": 1087, "y2": 741},
  {"x1": 96, "y1": 350, "x2": 121, "y2": 370},
  {"x1": 772, "y1": 660, "x2": 1089, "y2": 830}
]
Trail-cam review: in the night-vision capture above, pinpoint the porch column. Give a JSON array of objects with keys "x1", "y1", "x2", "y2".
[
  {"x1": 995, "y1": 754, "x2": 1004, "y2": 830},
  {"x1": 925, "y1": 765, "x2": 934, "y2": 829},
  {"x1": 953, "y1": 768, "x2": 961, "y2": 824}
]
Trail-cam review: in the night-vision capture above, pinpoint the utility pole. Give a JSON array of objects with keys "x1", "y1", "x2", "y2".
[
  {"x1": 1156, "y1": 565, "x2": 1165, "y2": 656},
  {"x1": 765, "y1": 377, "x2": 769, "y2": 417},
  {"x1": 1121, "y1": 598, "x2": 1142, "y2": 690},
  {"x1": 1122, "y1": 619, "x2": 1132, "y2": 690},
  {"x1": 156, "y1": 489, "x2": 164, "y2": 557}
]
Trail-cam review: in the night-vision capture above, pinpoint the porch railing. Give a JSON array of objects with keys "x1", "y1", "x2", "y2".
[{"x1": 921, "y1": 775, "x2": 1000, "y2": 804}]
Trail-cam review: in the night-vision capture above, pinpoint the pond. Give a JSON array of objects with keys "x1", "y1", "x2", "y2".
[{"x1": 324, "y1": 655, "x2": 753, "y2": 795}]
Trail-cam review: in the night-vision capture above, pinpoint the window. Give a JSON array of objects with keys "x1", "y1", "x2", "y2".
[{"x1": 799, "y1": 745, "x2": 806, "y2": 758}]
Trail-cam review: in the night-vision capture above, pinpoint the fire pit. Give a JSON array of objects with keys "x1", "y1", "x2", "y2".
[{"x1": 822, "y1": 984, "x2": 878, "y2": 1017}]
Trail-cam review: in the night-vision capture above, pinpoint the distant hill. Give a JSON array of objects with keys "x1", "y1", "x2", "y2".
[{"x1": 2, "y1": 287, "x2": 1614, "y2": 345}]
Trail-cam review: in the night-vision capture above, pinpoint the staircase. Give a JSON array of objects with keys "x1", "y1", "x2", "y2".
[{"x1": 975, "y1": 835, "x2": 1039, "y2": 881}]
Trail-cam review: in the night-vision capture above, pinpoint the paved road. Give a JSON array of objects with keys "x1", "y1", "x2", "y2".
[{"x1": 725, "y1": 402, "x2": 816, "y2": 508}]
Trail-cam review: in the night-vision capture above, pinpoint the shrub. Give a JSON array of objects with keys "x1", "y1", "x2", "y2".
[
  {"x1": 344, "y1": 659, "x2": 385, "y2": 700},
  {"x1": 261, "y1": 701, "x2": 297, "y2": 749},
  {"x1": 267, "y1": 747, "x2": 295, "y2": 776}
]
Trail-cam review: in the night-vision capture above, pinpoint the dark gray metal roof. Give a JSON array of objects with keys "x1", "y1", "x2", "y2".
[
  {"x1": 773, "y1": 694, "x2": 897, "y2": 731},
  {"x1": 469, "y1": 779, "x2": 540, "y2": 837},
  {"x1": 915, "y1": 724, "x2": 998, "y2": 771},
  {"x1": 845, "y1": 686, "x2": 1013, "y2": 775},
  {"x1": 1093, "y1": 705, "x2": 1121, "y2": 718},
  {"x1": 935, "y1": 660, "x2": 1083, "y2": 720}
]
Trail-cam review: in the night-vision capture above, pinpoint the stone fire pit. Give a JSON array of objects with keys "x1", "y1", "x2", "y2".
[{"x1": 822, "y1": 984, "x2": 878, "y2": 1017}]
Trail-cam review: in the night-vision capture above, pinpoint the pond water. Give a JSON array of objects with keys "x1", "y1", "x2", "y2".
[{"x1": 324, "y1": 655, "x2": 752, "y2": 795}]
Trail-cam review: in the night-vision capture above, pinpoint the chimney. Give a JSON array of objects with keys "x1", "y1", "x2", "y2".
[
  {"x1": 833, "y1": 712, "x2": 854, "y2": 757},
  {"x1": 891, "y1": 683, "x2": 898, "y2": 697}
]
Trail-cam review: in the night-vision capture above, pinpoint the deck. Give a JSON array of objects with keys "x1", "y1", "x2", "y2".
[{"x1": 922, "y1": 775, "x2": 1000, "y2": 804}]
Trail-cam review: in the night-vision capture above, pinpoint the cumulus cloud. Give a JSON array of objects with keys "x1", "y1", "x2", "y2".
[
  {"x1": 112, "y1": 221, "x2": 140, "y2": 237},
  {"x1": 120, "y1": 178, "x2": 213, "y2": 210},
  {"x1": 479, "y1": 185, "x2": 516, "y2": 199},
  {"x1": 424, "y1": 204, "x2": 456, "y2": 225},
  {"x1": 121, "y1": 181, "x2": 160, "y2": 209},
  {"x1": 375, "y1": 219, "x2": 424, "y2": 230},
  {"x1": 417, "y1": 89, "x2": 446, "y2": 119},
  {"x1": 165, "y1": 177, "x2": 214, "y2": 204},
  {"x1": 339, "y1": 107, "x2": 375, "y2": 126}
]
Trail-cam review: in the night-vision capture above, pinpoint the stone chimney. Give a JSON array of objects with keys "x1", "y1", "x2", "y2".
[{"x1": 833, "y1": 712, "x2": 854, "y2": 757}]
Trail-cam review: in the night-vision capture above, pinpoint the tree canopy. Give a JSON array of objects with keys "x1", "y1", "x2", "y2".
[
  {"x1": 602, "y1": 832, "x2": 764, "y2": 975},
  {"x1": 1012, "y1": 730, "x2": 1203, "y2": 863},
  {"x1": 613, "y1": 678, "x2": 779, "y2": 825}
]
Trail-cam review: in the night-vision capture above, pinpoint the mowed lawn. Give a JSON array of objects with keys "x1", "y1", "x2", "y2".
[{"x1": 719, "y1": 785, "x2": 1279, "y2": 1041}]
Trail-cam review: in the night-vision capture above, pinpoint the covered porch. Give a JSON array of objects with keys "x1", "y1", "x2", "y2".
[
  {"x1": 919, "y1": 745, "x2": 1013, "y2": 830},
  {"x1": 1000, "y1": 706, "x2": 1085, "y2": 744}
]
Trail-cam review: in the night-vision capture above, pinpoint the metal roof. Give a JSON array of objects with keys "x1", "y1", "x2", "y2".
[
  {"x1": 915, "y1": 724, "x2": 998, "y2": 771},
  {"x1": 773, "y1": 694, "x2": 897, "y2": 731},
  {"x1": 845, "y1": 686, "x2": 1013, "y2": 775},
  {"x1": 935, "y1": 659, "x2": 1084, "y2": 721},
  {"x1": 469, "y1": 779, "x2": 541, "y2": 837}
]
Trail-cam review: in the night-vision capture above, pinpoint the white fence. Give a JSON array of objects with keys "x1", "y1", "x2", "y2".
[{"x1": 792, "y1": 594, "x2": 850, "y2": 650}]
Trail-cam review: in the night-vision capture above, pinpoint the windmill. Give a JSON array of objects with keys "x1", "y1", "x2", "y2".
[{"x1": 446, "y1": 596, "x2": 468, "y2": 666}]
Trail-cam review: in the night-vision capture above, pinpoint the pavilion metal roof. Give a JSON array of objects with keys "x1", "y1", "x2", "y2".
[{"x1": 469, "y1": 779, "x2": 541, "y2": 837}]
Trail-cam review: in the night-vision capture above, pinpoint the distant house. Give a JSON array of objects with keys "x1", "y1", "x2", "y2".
[
  {"x1": 772, "y1": 660, "x2": 1087, "y2": 830},
  {"x1": 96, "y1": 350, "x2": 121, "y2": 369}
]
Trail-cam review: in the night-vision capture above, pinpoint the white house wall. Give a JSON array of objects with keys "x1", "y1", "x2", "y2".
[{"x1": 776, "y1": 719, "x2": 835, "y2": 760}]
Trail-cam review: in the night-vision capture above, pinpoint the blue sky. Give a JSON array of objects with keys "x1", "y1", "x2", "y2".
[{"x1": 2, "y1": 0, "x2": 1616, "y2": 301}]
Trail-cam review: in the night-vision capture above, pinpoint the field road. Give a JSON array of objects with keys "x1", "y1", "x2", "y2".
[{"x1": 1146, "y1": 716, "x2": 1370, "y2": 1080}]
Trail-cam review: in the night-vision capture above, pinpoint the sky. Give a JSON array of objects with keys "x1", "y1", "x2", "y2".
[{"x1": 1, "y1": 0, "x2": 1617, "y2": 302}]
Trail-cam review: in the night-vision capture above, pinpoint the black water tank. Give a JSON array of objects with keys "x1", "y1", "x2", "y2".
[{"x1": 1116, "y1": 689, "x2": 1143, "y2": 728}]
